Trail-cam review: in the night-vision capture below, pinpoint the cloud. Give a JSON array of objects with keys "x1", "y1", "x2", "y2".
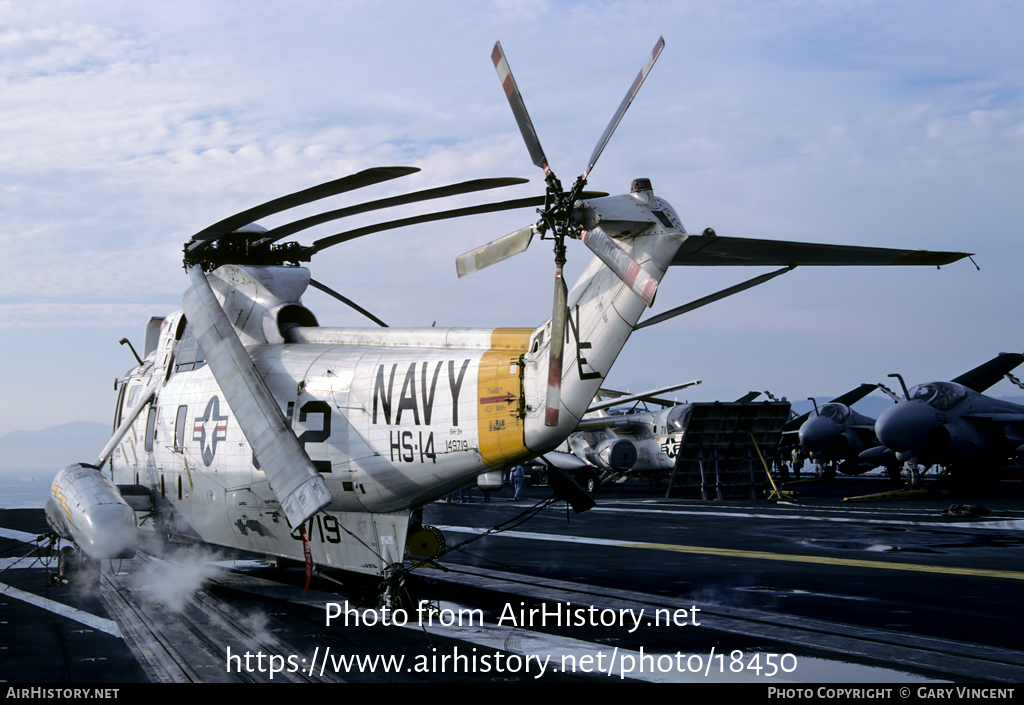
[{"x1": 1, "y1": 1, "x2": 1023, "y2": 433}]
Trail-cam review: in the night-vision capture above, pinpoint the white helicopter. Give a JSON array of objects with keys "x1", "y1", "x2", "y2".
[{"x1": 45, "y1": 38, "x2": 969, "y2": 585}]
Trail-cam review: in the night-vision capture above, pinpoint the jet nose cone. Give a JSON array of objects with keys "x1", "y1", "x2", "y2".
[
  {"x1": 799, "y1": 416, "x2": 837, "y2": 455},
  {"x1": 875, "y1": 402, "x2": 938, "y2": 455}
]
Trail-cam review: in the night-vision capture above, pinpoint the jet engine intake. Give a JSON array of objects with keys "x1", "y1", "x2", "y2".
[
  {"x1": 925, "y1": 423, "x2": 989, "y2": 464},
  {"x1": 585, "y1": 438, "x2": 638, "y2": 472}
]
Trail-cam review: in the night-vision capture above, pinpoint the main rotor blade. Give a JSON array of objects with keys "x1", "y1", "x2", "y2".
[
  {"x1": 584, "y1": 37, "x2": 664, "y2": 180},
  {"x1": 456, "y1": 224, "x2": 536, "y2": 277},
  {"x1": 256, "y1": 177, "x2": 529, "y2": 246},
  {"x1": 579, "y1": 228, "x2": 659, "y2": 306},
  {"x1": 308, "y1": 278, "x2": 388, "y2": 327},
  {"x1": 546, "y1": 265, "x2": 568, "y2": 427},
  {"x1": 187, "y1": 166, "x2": 420, "y2": 253},
  {"x1": 309, "y1": 192, "x2": 607, "y2": 253},
  {"x1": 182, "y1": 265, "x2": 334, "y2": 528},
  {"x1": 492, "y1": 42, "x2": 550, "y2": 174}
]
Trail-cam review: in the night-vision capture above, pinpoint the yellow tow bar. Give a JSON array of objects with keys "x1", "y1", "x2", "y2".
[
  {"x1": 842, "y1": 489, "x2": 939, "y2": 503},
  {"x1": 748, "y1": 432, "x2": 796, "y2": 500}
]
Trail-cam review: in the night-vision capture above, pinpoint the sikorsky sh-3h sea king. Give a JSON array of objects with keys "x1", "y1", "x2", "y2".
[{"x1": 46, "y1": 38, "x2": 970, "y2": 586}]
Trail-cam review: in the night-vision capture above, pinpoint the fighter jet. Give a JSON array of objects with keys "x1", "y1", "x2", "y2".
[
  {"x1": 864, "y1": 352, "x2": 1024, "y2": 485},
  {"x1": 794, "y1": 383, "x2": 886, "y2": 480}
]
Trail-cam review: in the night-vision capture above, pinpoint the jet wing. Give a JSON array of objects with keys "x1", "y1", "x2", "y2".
[
  {"x1": 539, "y1": 451, "x2": 592, "y2": 471},
  {"x1": 671, "y1": 234, "x2": 970, "y2": 267},
  {"x1": 575, "y1": 416, "x2": 651, "y2": 436},
  {"x1": 586, "y1": 380, "x2": 700, "y2": 413},
  {"x1": 830, "y1": 383, "x2": 880, "y2": 408},
  {"x1": 951, "y1": 353, "x2": 1024, "y2": 393},
  {"x1": 784, "y1": 383, "x2": 880, "y2": 433},
  {"x1": 962, "y1": 413, "x2": 1024, "y2": 424}
]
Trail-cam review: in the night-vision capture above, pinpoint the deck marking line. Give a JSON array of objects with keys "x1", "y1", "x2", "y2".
[
  {"x1": 0, "y1": 557, "x2": 46, "y2": 570},
  {"x1": 0, "y1": 580, "x2": 122, "y2": 637},
  {"x1": 590, "y1": 507, "x2": 1024, "y2": 531},
  {"x1": 435, "y1": 525, "x2": 1024, "y2": 581},
  {"x1": 0, "y1": 527, "x2": 44, "y2": 543},
  {"x1": 628, "y1": 542, "x2": 1024, "y2": 581}
]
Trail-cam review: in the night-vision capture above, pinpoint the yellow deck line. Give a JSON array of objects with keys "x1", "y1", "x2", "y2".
[
  {"x1": 630, "y1": 542, "x2": 1024, "y2": 581},
  {"x1": 438, "y1": 525, "x2": 1024, "y2": 581}
]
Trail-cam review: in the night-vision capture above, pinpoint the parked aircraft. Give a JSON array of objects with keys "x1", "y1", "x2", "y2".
[
  {"x1": 546, "y1": 381, "x2": 703, "y2": 485},
  {"x1": 866, "y1": 352, "x2": 1024, "y2": 485},
  {"x1": 44, "y1": 38, "x2": 970, "y2": 590},
  {"x1": 795, "y1": 383, "x2": 886, "y2": 480}
]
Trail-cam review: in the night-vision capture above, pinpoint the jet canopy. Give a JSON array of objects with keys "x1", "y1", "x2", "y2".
[
  {"x1": 818, "y1": 403, "x2": 850, "y2": 422},
  {"x1": 666, "y1": 405, "x2": 692, "y2": 433},
  {"x1": 908, "y1": 382, "x2": 967, "y2": 411}
]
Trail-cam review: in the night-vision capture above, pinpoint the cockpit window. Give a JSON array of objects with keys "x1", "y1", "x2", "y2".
[
  {"x1": 666, "y1": 405, "x2": 691, "y2": 433},
  {"x1": 908, "y1": 382, "x2": 966, "y2": 411},
  {"x1": 174, "y1": 321, "x2": 206, "y2": 372},
  {"x1": 819, "y1": 404, "x2": 849, "y2": 422}
]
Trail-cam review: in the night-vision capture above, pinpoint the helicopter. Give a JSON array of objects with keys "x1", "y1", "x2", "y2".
[{"x1": 45, "y1": 37, "x2": 971, "y2": 585}]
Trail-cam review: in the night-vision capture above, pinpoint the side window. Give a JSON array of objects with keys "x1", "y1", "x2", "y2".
[
  {"x1": 144, "y1": 406, "x2": 157, "y2": 452},
  {"x1": 174, "y1": 405, "x2": 188, "y2": 451}
]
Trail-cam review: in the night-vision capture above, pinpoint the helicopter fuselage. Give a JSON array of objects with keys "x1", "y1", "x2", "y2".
[{"x1": 109, "y1": 324, "x2": 536, "y2": 571}]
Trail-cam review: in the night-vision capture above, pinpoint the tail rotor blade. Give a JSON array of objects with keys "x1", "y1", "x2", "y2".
[
  {"x1": 546, "y1": 264, "x2": 568, "y2": 427},
  {"x1": 580, "y1": 228, "x2": 659, "y2": 306},
  {"x1": 492, "y1": 41, "x2": 550, "y2": 175},
  {"x1": 456, "y1": 224, "x2": 536, "y2": 277},
  {"x1": 583, "y1": 37, "x2": 664, "y2": 179}
]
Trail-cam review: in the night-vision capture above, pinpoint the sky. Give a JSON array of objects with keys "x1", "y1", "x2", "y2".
[{"x1": 1, "y1": 0, "x2": 1023, "y2": 436}]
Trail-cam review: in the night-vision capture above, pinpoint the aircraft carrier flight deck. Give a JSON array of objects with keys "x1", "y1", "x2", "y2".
[{"x1": 2, "y1": 475, "x2": 1023, "y2": 684}]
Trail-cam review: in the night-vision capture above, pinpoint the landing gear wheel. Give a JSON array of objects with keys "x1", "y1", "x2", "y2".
[
  {"x1": 378, "y1": 565, "x2": 406, "y2": 611},
  {"x1": 534, "y1": 470, "x2": 548, "y2": 487},
  {"x1": 57, "y1": 546, "x2": 76, "y2": 582},
  {"x1": 886, "y1": 466, "x2": 902, "y2": 483},
  {"x1": 821, "y1": 464, "x2": 836, "y2": 482},
  {"x1": 80, "y1": 554, "x2": 101, "y2": 587},
  {"x1": 584, "y1": 475, "x2": 599, "y2": 493}
]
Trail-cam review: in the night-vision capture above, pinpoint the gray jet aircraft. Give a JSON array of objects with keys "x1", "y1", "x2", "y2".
[
  {"x1": 794, "y1": 383, "x2": 887, "y2": 480},
  {"x1": 863, "y1": 352, "x2": 1024, "y2": 486}
]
